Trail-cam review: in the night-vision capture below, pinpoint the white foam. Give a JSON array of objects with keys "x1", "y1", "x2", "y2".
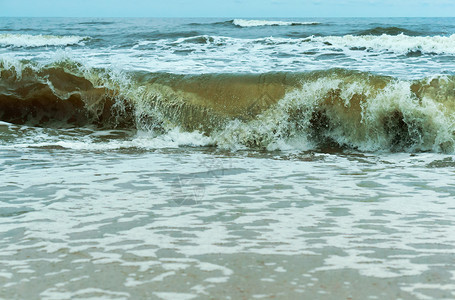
[
  {"x1": 198, "y1": 262, "x2": 233, "y2": 276},
  {"x1": 0, "y1": 34, "x2": 88, "y2": 47},
  {"x1": 151, "y1": 271, "x2": 175, "y2": 282},
  {"x1": 0, "y1": 272, "x2": 13, "y2": 279},
  {"x1": 204, "y1": 277, "x2": 229, "y2": 283},
  {"x1": 314, "y1": 33, "x2": 455, "y2": 55},
  {"x1": 0, "y1": 128, "x2": 213, "y2": 151},
  {"x1": 154, "y1": 292, "x2": 197, "y2": 300},
  {"x1": 2, "y1": 34, "x2": 453, "y2": 78},
  {"x1": 232, "y1": 19, "x2": 320, "y2": 27},
  {"x1": 120, "y1": 34, "x2": 455, "y2": 77}
]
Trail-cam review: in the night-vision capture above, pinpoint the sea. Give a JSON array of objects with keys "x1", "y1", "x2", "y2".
[{"x1": 1, "y1": 17, "x2": 455, "y2": 299}]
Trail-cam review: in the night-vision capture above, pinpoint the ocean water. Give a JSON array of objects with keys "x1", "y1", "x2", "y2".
[{"x1": 1, "y1": 17, "x2": 455, "y2": 299}]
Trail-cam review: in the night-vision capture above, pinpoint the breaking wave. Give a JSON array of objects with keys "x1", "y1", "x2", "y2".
[
  {"x1": 1, "y1": 59, "x2": 455, "y2": 152},
  {"x1": 312, "y1": 33, "x2": 455, "y2": 55},
  {"x1": 232, "y1": 19, "x2": 320, "y2": 27},
  {"x1": 0, "y1": 34, "x2": 89, "y2": 48},
  {"x1": 148, "y1": 33, "x2": 455, "y2": 57}
]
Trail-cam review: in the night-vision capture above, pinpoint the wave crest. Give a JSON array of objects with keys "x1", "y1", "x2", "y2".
[{"x1": 0, "y1": 34, "x2": 89, "y2": 48}]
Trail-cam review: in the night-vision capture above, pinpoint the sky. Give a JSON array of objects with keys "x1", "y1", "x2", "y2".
[{"x1": 0, "y1": 0, "x2": 453, "y2": 17}]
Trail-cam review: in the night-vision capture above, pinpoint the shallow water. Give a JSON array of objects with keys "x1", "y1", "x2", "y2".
[
  {"x1": 1, "y1": 146, "x2": 455, "y2": 299},
  {"x1": 1, "y1": 17, "x2": 455, "y2": 299}
]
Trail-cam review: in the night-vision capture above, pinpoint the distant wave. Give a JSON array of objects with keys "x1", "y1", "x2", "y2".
[
  {"x1": 173, "y1": 35, "x2": 223, "y2": 45},
  {"x1": 0, "y1": 34, "x2": 89, "y2": 47},
  {"x1": 231, "y1": 19, "x2": 320, "y2": 27},
  {"x1": 78, "y1": 21, "x2": 115, "y2": 26},
  {"x1": 1, "y1": 59, "x2": 455, "y2": 152},
  {"x1": 354, "y1": 26, "x2": 423, "y2": 36}
]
